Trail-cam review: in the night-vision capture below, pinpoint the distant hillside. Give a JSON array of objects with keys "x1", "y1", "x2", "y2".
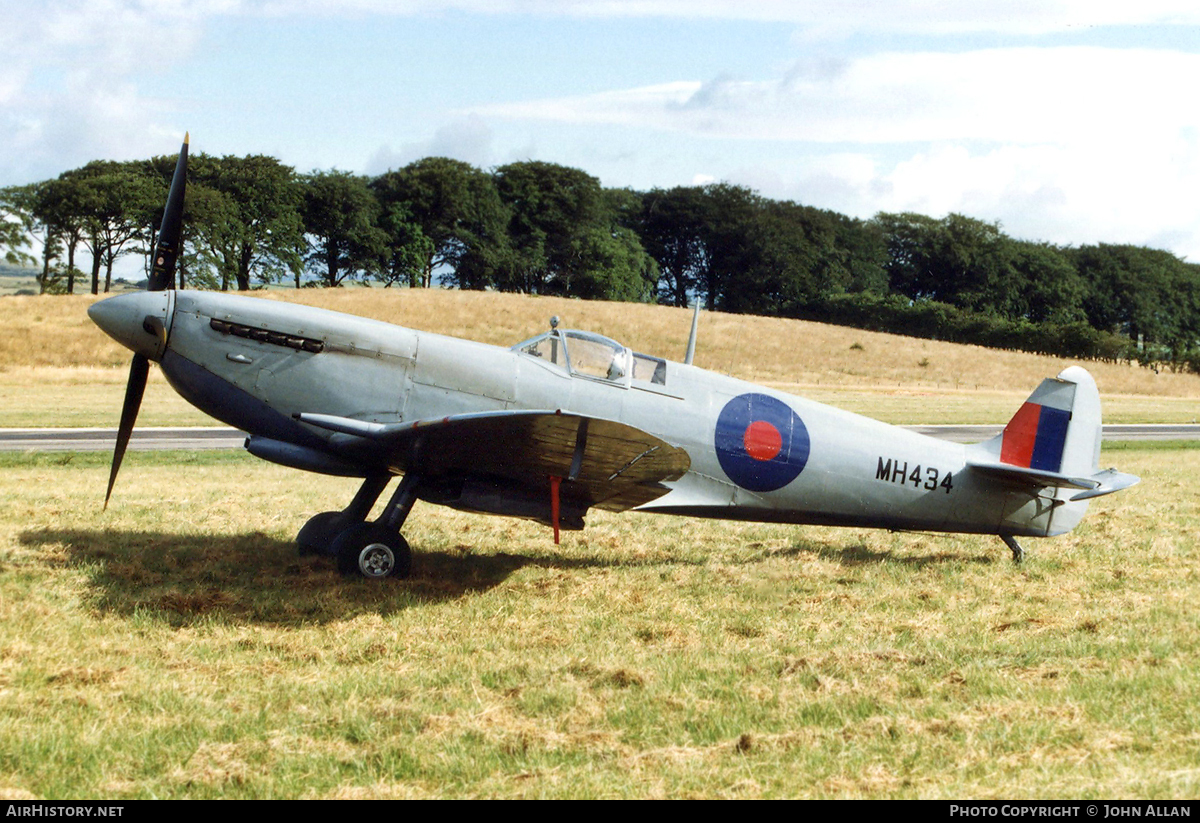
[
  {"x1": 7, "y1": 156, "x2": 1197, "y2": 369},
  {"x1": 2, "y1": 289, "x2": 1197, "y2": 403},
  {"x1": 0, "y1": 263, "x2": 39, "y2": 296}
]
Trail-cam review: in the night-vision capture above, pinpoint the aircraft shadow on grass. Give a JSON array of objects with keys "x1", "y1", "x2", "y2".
[
  {"x1": 18, "y1": 527, "x2": 717, "y2": 626},
  {"x1": 20, "y1": 527, "x2": 988, "y2": 626},
  {"x1": 800, "y1": 542, "x2": 996, "y2": 567}
]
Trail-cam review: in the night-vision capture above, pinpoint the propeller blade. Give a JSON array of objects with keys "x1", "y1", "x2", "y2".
[
  {"x1": 105, "y1": 134, "x2": 187, "y2": 506},
  {"x1": 147, "y1": 133, "x2": 189, "y2": 292},
  {"x1": 105, "y1": 353, "x2": 149, "y2": 509}
]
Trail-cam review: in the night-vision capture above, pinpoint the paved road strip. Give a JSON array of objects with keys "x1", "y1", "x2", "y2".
[{"x1": 1, "y1": 424, "x2": 1197, "y2": 452}]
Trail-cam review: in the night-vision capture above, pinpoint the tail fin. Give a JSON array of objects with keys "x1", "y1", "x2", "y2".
[
  {"x1": 999, "y1": 365, "x2": 1100, "y2": 477},
  {"x1": 968, "y1": 366, "x2": 1138, "y2": 536}
]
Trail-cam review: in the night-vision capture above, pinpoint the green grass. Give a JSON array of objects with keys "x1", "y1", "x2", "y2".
[
  {"x1": 1103, "y1": 439, "x2": 1200, "y2": 451},
  {"x1": 0, "y1": 447, "x2": 1195, "y2": 798}
]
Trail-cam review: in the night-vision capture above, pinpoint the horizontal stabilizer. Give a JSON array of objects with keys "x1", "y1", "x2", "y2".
[
  {"x1": 968, "y1": 460, "x2": 1097, "y2": 490},
  {"x1": 1068, "y1": 468, "x2": 1141, "y2": 501},
  {"x1": 967, "y1": 459, "x2": 1139, "y2": 500}
]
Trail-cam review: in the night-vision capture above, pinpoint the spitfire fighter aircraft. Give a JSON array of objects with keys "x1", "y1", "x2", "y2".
[{"x1": 89, "y1": 139, "x2": 1139, "y2": 578}]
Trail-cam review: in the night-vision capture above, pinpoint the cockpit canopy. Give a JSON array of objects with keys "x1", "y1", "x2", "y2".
[{"x1": 513, "y1": 329, "x2": 667, "y2": 387}]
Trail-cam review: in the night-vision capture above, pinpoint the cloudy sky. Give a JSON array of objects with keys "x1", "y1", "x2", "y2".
[{"x1": 5, "y1": 1, "x2": 1200, "y2": 259}]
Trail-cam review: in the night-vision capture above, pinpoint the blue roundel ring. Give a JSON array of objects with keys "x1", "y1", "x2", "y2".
[{"x1": 714, "y1": 393, "x2": 810, "y2": 492}]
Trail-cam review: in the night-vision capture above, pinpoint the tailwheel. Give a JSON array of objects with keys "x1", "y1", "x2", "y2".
[
  {"x1": 333, "y1": 523, "x2": 412, "y2": 579},
  {"x1": 1000, "y1": 534, "x2": 1025, "y2": 564}
]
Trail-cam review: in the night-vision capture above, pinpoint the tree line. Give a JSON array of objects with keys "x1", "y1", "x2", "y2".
[{"x1": 2, "y1": 151, "x2": 1198, "y2": 372}]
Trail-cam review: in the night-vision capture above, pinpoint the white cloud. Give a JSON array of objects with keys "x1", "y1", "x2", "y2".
[
  {"x1": 726, "y1": 134, "x2": 1200, "y2": 259},
  {"x1": 876, "y1": 136, "x2": 1200, "y2": 253},
  {"x1": 366, "y1": 115, "x2": 495, "y2": 173},
  {"x1": 475, "y1": 47, "x2": 1200, "y2": 150},
  {"x1": 6, "y1": 0, "x2": 1200, "y2": 263},
  {"x1": 246, "y1": 0, "x2": 1200, "y2": 33},
  {"x1": 474, "y1": 44, "x2": 1200, "y2": 258},
  {"x1": 0, "y1": 1, "x2": 226, "y2": 182}
]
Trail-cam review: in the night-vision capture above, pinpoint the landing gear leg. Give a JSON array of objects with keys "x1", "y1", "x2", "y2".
[
  {"x1": 380, "y1": 471, "x2": 421, "y2": 533},
  {"x1": 296, "y1": 472, "x2": 391, "y2": 556},
  {"x1": 1000, "y1": 534, "x2": 1025, "y2": 565},
  {"x1": 333, "y1": 472, "x2": 422, "y2": 580}
]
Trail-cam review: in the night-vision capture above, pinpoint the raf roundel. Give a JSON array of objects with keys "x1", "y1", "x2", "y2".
[{"x1": 714, "y1": 393, "x2": 810, "y2": 492}]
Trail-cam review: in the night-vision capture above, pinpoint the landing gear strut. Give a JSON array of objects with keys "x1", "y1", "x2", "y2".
[
  {"x1": 296, "y1": 472, "x2": 391, "y2": 556},
  {"x1": 296, "y1": 471, "x2": 422, "y2": 579},
  {"x1": 1000, "y1": 534, "x2": 1025, "y2": 564}
]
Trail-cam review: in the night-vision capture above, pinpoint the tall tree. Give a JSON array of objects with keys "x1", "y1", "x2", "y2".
[
  {"x1": 371, "y1": 157, "x2": 509, "y2": 288},
  {"x1": 936, "y1": 213, "x2": 1016, "y2": 316},
  {"x1": 873, "y1": 211, "x2": 943, "y2": 302},
  {"x1": 874, "y1": 212, "x2": 1016, "y2": 316},
  {"x1": 37, "y1": 176, "x2": 90, "y2": 293},
  {"x1": 693, "y1": 183, "x2": 761, "y2": 311},
  {"x1": 188, "y1": 154, "x2": 304, "y2": 290},
  {"x1": 60, "y1": 161, "x2": 162, "y2": 294},
  {"x1": 590, "y1": 188, "x2": 658, "y2": 301},
  {"x1": 725, "y1": 200, "x2": 860, "y2": 314},
  {"x1": 374, "y1": 195, "x2": 434, "y2": 288},
  {"x1": 1008, "y1": 241, "x2": 1084, "y2": 324},
  {"x1": 491, "y1": 161, "x2": 655, "y2": 299},
  {"x1": 637, "y1": 186, "x2": 715, "y2": 307},
  {"x1": 1072, "y1": 244, "x2": 1199, "y2": 357},
  {"x1": 0, "y1": 185, "x2": 45, "y2": 287},
  {"x1": 300, "y1": 170, "x2": 388, "y2": 287},
  {"x1": 830, "y1": 213, "x2": 889, "y2": 295}
]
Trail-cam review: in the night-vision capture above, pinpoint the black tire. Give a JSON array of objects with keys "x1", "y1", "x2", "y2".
[
  {"x1": 332, "y1": 523, "x2": 412, "y2": 579},
  {"x1": 296, "y1": 511, "x2": 350, "y2": 557}
]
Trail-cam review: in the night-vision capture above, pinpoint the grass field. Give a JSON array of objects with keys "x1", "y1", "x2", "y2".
[
  {"x1": 0, "y1": 290, "x2": 1197, "y2": 798},
  {"x1": 0, "y1": 445, "x2": 1196, "y2": 799}
]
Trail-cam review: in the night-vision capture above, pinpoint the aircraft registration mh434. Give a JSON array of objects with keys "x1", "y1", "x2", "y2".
[{"x1": 89, "y1": 139, "x2": 1139, "y2": 578}]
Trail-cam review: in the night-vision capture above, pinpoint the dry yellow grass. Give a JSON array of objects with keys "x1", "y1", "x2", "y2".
[
  {"x1": 0, "y1": 290, "x2": 1197, "y2": 426},
  {"x1": 0, "y1": 294, "x2": 1196, "y2": 799},
  {"x1": 0, "y1": 444, "x2": 1196, "y2": 798},
  {"x1": 0, "y1": 366, "x2": 212, "y2": 427}
]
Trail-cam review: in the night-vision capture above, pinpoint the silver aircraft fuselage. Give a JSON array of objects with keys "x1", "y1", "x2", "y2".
[{"x1": 90, "y1": 289, "x2": 1093, "y2": 541}]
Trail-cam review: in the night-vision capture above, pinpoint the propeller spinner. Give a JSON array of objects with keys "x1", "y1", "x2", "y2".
[{"x1": 92, "y1": 134, "x2": 188, "y2": 508}]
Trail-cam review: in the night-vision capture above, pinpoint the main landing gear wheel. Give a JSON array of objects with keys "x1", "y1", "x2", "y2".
[
  {"x1": 333, "y1": 523, "x2": 412, "y2": 579},
  {"x1": 297, "y1": 511, "x2": 350, "y2": 556}
]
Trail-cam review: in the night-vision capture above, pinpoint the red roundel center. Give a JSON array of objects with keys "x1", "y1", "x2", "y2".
[{"x1": 743, "y1": 420, "x2": 782, "y2": 461}]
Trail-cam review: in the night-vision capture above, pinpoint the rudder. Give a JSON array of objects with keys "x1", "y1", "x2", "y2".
[
  {"x1": 999, "y1": 365, "x2": 1101, "y2": 477},
  {"x1": 969, "y1": 366, "x2": 1136, "y2": 543}
]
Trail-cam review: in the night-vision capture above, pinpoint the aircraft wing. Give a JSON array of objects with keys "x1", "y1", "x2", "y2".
[
  {"x1": 296, "y1": 410, "x2": 691, "y2": 512},
  {"x1": 966, "y1": 460, "x2": 1140, "y2": 501}
]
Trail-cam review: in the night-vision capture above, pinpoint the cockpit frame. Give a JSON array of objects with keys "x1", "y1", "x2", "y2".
[{"x1": 513, "y1": 329, "x2": 668, "y2": 391}]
